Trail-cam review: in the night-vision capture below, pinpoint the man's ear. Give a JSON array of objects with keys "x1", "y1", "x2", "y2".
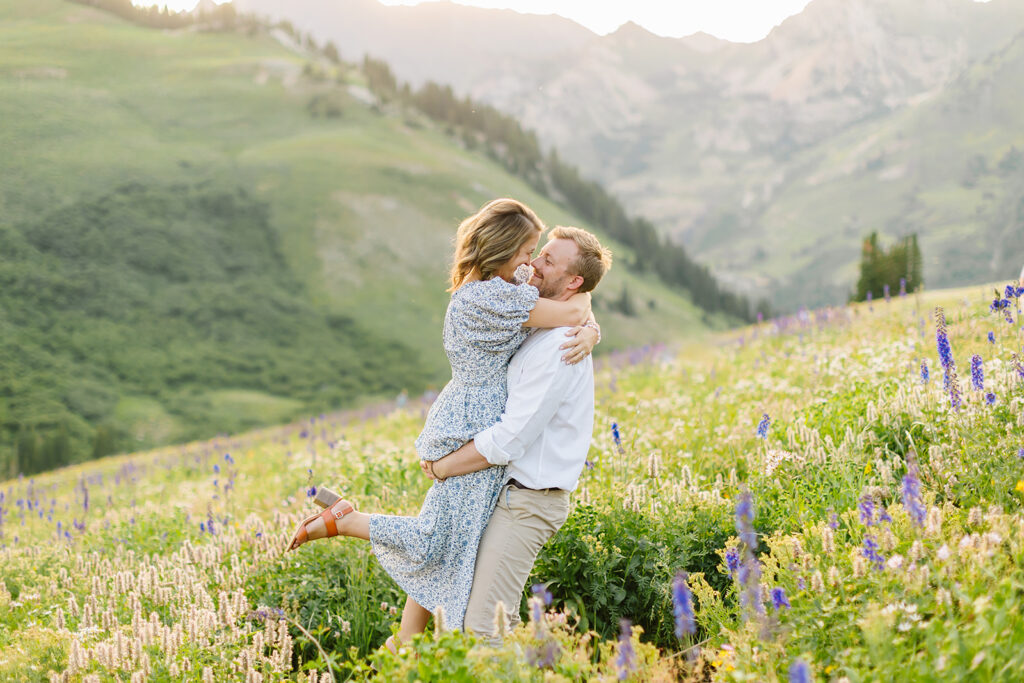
[{"x1": 566, "y1": 274, "x2": 584, "y2": 292}]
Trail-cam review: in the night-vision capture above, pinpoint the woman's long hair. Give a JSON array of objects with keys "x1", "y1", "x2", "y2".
[{"x1": 449, "y1": 198, "x2": 545, "y2": 291}]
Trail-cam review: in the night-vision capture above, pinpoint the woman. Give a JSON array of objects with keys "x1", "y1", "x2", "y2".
[{"x1": 284, "y1": 198, "x2": 599, "y2": 649}]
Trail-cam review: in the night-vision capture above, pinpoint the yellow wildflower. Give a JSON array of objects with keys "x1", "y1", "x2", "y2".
[
  {"x1": 1015, "y1": 480, "x2": 1024, "y2": 494},
  {"x1": 864, "y1": 463, "x2": 872, "y2": 475}
]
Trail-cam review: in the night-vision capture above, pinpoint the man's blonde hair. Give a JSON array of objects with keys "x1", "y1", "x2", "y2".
[
  {"x1": 548, "y1": 225, "x2": 612, "y2": 293},
  {"x1": 449, "y1": 198, "x2": 545, "y2": 291}
]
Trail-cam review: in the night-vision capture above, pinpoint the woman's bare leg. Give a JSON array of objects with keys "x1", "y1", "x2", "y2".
[
  {"x1": 302, "y1": 510, "x2": 371, "y2": 541},
  {"x1": 396, "y1": 597, "x2": 432, "y2": 645}
]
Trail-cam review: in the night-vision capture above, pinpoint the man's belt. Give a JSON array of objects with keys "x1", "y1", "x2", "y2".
[{"x1": 507, "y1": 478, "x2": 561, "y2": 493}]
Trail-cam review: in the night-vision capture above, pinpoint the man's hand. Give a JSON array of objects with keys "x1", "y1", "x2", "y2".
[
  {"x1": 420, "y1": 459, "x2": 446, "y2": 481},
  {"x1": 420, "y1": 460, "x2": 435, "y2": 480}
]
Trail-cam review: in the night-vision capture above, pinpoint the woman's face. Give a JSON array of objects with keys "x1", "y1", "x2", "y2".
[{"x1": 495, "y1": 231, "x2": 540, "y2": 282}]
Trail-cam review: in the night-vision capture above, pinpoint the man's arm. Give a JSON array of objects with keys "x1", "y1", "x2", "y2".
[
  {"x1": 422, "y1": 334, "x2": 577, "y2": 481},
  {"x1": 426, "y1": 440, "x2": 489, "y2": 480}
]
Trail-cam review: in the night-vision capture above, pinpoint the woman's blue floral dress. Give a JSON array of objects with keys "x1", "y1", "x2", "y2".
[{"x1": 368, "y1": 276, "x2": 539, "y2": 630}]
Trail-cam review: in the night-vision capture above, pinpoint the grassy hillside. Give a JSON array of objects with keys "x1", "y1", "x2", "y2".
[
  {"x1": 0, "y1": 0, "x2": 713, "y2": 472},
  {"x1": 2, "y1": 281, "x2": 1022, "y2": 679}
]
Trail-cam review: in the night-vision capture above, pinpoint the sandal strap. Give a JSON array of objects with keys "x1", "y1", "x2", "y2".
[
  {"x1": 320, "y1": 508, "x2": 338, "y2": 537},
  {"x1": 292, "y1": 525, "x2": 308, "y2": 548},
  {"x1": 321, "y1": 500, "x2": 354, "y2": 538}
]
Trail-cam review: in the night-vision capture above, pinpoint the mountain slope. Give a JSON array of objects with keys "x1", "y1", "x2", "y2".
[
  {"x1": 0, "y1": 0, "x2": 712, "y2": 473},
  {"x1": 242, "y1": 0, "x2": 1024, "y2": 307}
]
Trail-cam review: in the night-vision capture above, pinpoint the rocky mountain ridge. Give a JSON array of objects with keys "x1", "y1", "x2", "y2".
[{"x1": 234, "y1": 0, "x2": 1024, "y2": 306}]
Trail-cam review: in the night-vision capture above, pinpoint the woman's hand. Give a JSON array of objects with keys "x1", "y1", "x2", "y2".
[{"x1": 560, "y1": 323, "x2": 599, "y2": 364}]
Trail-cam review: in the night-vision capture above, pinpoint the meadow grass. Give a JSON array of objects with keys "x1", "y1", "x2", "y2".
[{"x1": 2, "y1": 280, "x2": 1022, "y2": 681}]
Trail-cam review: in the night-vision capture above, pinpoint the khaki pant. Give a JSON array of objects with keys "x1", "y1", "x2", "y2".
[{"x1": 463, "y1": 483, "x2": 571, "y2": 642}]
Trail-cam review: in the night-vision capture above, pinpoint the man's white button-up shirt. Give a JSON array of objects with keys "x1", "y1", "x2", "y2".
[{"x1": 473, "y1": 327, "x2": 594, "y2": 491}]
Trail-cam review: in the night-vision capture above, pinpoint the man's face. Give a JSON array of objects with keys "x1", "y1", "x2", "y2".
[{"x1": 530, "y1": 238, "x2": 581, "y2": 299}]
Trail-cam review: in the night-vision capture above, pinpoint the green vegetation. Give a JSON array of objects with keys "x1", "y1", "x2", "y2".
[
  {"x1": 0, "y1": 0, "x2": 716, "y2": 474},
  {"x1": 1, "y1": 183, "x2": 427, "y2": 475},
  {"x1": 2, "y1": 282, "x2": 1023, "y2": 680},
  {"x1": 361, "y1": 57, "x2": 762, "y2": 322},
  {"x1": 852, "y1": 231, "x2": 923, "y2": 302}
]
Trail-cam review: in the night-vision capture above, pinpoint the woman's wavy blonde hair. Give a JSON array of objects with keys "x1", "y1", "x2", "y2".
[{"x1": 449, "y1": 198, "x2": 545, "y2": 291}]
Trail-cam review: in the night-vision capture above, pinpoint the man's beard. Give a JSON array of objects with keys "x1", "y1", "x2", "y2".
[{"x1": 535, "y1": 274, "x2": 568, "y2": 300}]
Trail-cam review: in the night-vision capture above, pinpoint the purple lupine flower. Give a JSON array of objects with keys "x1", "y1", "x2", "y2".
[
  {"x1": 611, "y1": 422, "x2": 624, "y2": 454},
  {"x1": 756, "y1": 413, "x2": 770, "y2": 439},
  {"x1": 948, "y1": 372, "x2": 963, "y2": 411},
  {"x1": 531, "y1": 584, "x2": 553, "y2": 607},
  {"x1": 971, "y1": 355, "x2": 984, "y2": 391},
  {"x1": 884, "y1": 284, "x2": 891, "y2": 302},
  {"x1": 1018, "y1": 447, "x2": 1024, "y2": 460},
  {"x1": 920, "y1": 360, "x2": 929, "y2": 384},
  {"x1": 1006, "y1": 284, "x2": 1017, "y2": 300},
  {"x1": 987, "y1": 332, "x2": 995, "y2": 344},
  {"x1": 734, "y1": 492, "x2": 764, "y2": 618},
  {"x1": 935, "y1": 308, "x2": 963, "y2": 411},
  {"x1": 736, "y1": 493, "x2": 757, "y2": 551},
  {"x1": 615, "y1": 620, "x2": 636, "y2": 680},
  {"x1": 867, "y1": 291, "x2": 873, "y2": 303},
  {"x1": 828, "y1": 511, "x2": 839, "y2": 530},
  {"x1": 530, "y1": 596, "x2": 543, "y2": 626},
  {"x1": 902, "y1": 458, "x2": 925, "y2": 528},
  {"x1": 878, "y1": 507, "x2": 892, "y2": 524},
  {"x1": 862, "y1": 535, "x2": 884, "y2": 570},
  {"x1": 859, "y1": 496, "x2": 875, "y2": 527},
  {"x1": 899, "y1": 278, "x2": 907, "y2": 297},
  {"x1": 527, "y1": 637, "x2": 560, "y2": 669},
  {"x1": 306, "y1": 486, "x2": 317, "y2": 497},
  {"x1": 985, "y1": 392, "x2": 996, "y2": 405},
  {"x1": 1013, "y1": 353, "x2": 1024, "y2": 381},
  {"x1": 935, "y1": 310, "x2": 953, "y2": 369},
  {"x1": 770, "y1": 587, "x2": 790, "y2": 610},
  {"x1": 672, "y1": 572, "x2": 696, "y2": 638},
  {"x1": 725, "y1": 548, "x2": 740, "y2": 576},
  {"x1": 789, "y1": 659, "x2": 811, "y2": 683}
]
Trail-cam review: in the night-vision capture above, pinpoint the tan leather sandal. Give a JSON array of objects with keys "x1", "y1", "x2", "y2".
[{"x1": 284, "y1": 498, "x2": 355, "y2": 552}]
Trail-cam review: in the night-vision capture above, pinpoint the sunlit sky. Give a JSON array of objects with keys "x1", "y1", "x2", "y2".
[{"x1": 140, "y1": 0, "x2": 823, "y2": 42}]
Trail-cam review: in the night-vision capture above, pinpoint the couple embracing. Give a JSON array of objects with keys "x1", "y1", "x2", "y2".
[{"x1": 285, "y1": 198, "x2": 612, "y2": 651}]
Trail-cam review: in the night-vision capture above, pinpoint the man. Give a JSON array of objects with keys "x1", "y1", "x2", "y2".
[{"x1": 421, "y1": 225, "x2": 612, "y2": 642}]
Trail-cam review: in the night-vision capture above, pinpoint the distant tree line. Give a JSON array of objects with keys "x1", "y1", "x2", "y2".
[
  {"x1": 853, "y1": 232, "x2": 923, "y2": 302},
  {"x1": 77, "y1": 2, "x2": 760, "y2": 320},
  {"x1": 67, "y1": 0, "x2": 248, "y2": 32},
  {"x1": 360, "y1": 57, "x2": 763, "y2": 321}
]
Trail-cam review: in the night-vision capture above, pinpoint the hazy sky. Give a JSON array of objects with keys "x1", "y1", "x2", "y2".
[
  {"x1": 377, "y1": 0, "x2": 816, "y2": 41},
  {"x1": 141, "y1": 0, "x2": 819, "y2": 42}
]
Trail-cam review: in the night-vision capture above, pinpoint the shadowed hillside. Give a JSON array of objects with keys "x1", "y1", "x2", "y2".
[{"x1": 0, "y1": 0, "x2": 719, "y2": 474}]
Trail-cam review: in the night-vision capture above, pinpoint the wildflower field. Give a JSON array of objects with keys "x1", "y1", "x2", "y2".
[{"x1": 2, "y1": 282, "x2": 1024, "y2": 682}]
